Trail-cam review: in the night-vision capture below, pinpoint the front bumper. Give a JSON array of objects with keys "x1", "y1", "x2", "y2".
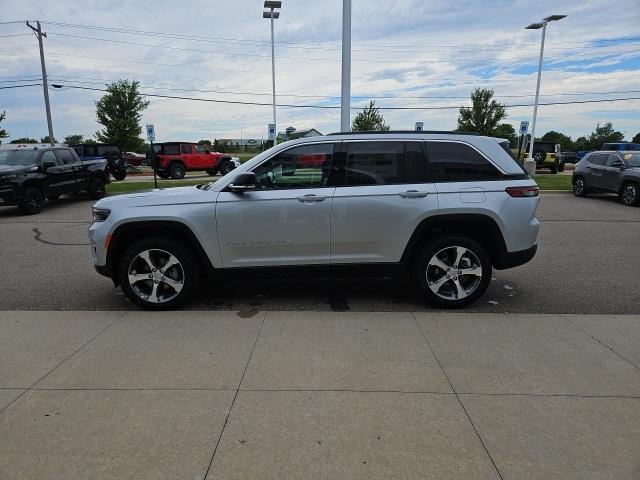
[{"x1": 0, "y1": 186, "x2": 20, "y2": 205}]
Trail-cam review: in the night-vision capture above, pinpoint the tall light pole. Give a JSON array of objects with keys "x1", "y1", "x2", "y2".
[
  {"x1": 524, "y1": 15, "x2": 566, "y2": 167},
  {"x1": 340, "y1": 0, "x2": 352, "y2": 132},
  {"x1": 26, "y1": 21, "x2": 55, "y2": 146},
  {"x1": 263, "y1": 1, "x2": 281, "y2": 140}
]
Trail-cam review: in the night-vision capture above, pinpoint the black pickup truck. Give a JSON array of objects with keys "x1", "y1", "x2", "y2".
[{"x1": 0, "y1": 145, "x2": 109, "y2": 215}]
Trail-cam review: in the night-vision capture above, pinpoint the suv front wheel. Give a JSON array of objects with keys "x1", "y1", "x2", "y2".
[
  {"x1": 118, "y1": 237, "x2": 199, "y2": 309},
  {"x1": 416, "y1": 236, "x2": 492, "y2": 308}
]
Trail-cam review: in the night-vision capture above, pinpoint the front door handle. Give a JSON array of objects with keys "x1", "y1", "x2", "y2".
[
  {"x1": 297, "y1": 194, "x2": 326, "y2": 203},
  {"x1": 399, "y1": 190, "x2": 428, "y2": 198}
]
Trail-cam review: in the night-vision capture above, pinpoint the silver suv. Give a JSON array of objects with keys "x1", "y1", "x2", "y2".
[{"x1": 89, "y1": 131, "x2": 540, "y2": 309}]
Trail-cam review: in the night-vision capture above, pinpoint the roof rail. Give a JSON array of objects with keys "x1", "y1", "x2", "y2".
[{"x1": 326, "y1": 130, "x2": 479, "y2": 136}]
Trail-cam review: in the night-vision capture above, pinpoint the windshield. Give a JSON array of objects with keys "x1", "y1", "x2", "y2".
[
  {"x1": 0, "y1": 149, "x2": 39, "y2": 166},
  {"x1": 622, "y1": 152, "x2": 640, "y2": 167}
]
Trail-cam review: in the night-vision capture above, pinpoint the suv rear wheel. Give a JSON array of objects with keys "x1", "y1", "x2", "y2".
[
  {"x1": 416, "y1": 236, "x2": 492, "y2": 308},
  {"x1": 169, "y1": 162, "x2": 186, "y2": 179},
  {"x1": 118, "y1": 237, "x2": 199, "y2": 309},
  {"x1": 219, "y1": 160, "x2": 234, "y2": 175}
]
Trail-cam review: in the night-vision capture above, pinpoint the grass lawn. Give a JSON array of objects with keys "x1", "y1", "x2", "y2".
[{"x1": 532, "y1": 174, "x2": 572, "y2": 191}]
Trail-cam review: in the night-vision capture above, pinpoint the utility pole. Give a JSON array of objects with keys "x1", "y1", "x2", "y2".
[
  {"x1": 340, "y1": 0, "x2": 352, "y2": 132},
  {"x1": 26, "y1": 21, "x2": 54, "y2": 146}
]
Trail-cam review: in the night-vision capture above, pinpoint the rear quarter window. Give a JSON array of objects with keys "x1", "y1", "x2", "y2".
[
  {"x1": 426, "y1": 141, "x2": 502, "y2": 181},
  {"x1": 163, "y1": 145, "x2": 180, "y2": 155}
]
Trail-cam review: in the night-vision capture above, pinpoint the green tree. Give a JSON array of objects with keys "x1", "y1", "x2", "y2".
[
  {"x1": 574, "y1": 136, "x2": 589, "y2": 151},
  {"x1": 64, "y1": 134, "x2": 84, "y2": 145},
  {"x1": 0, "y1": 111, "x2": 8, "y2": 144},
  {"x1": 40, "y1": 135, "x2": 55, "y2": 144},
  {"x1": 84, "y1": 138, "x2": 97, "y2": 145},
  {"x1": 351, "y1": 101, "x2": 390, "y2": 131},
  {"x1": 588, "y1": 122, "x2": 624, "y2": 149},
  {"x1": 197, "y1": 139, "x2": 212, "y2": 148},
  {"x1": 541, "y1": 130, "x2": 573, "y2": 151},
  {"x1": 10, "y1": 137, "x2": 38, "y2": 144},
  {"x1": 95, "y1": 80, "x2": 150, "y2": 151},
  {"x1": 494, "y1": 123, "x2": 517, "y2": 148},
  {"x1": 457, "y1": 88, "x2": 507, "y2": 136},
  {"x1": 632, "y1": 132, "x2": 640, "y2": 143}
]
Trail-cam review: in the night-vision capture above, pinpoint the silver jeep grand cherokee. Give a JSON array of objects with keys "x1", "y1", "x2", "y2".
[{"x1": 89, "y1": 131, "x2": 540, "y2": 310}]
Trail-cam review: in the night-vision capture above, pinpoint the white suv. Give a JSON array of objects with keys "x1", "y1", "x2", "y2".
[{"x1": 89, "y1": 131, "x2": 540, "y2": 309}]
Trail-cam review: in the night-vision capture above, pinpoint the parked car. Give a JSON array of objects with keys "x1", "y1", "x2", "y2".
[
  {"x1": 71, "y1": 143, "x2": 127, "y2": 181},
  {"x1": 89, "y1": 131, "x2": 540, "y2": 310},
  {"x1": 0, "y1": 144, "x2": 108, "y2": 215},
  {"x1": 148, "y1": 142, "x2": 239, "y2": 179},
  {"x1": 560, "y1": 151, "x2": 578, "y2": 164},
  {"x1": 572, "y1": 151, "x2": 640, "y2": 206},
  {"x1": 122, "y1": 151, "x2": 146, "y2": 167},
  {"x1": 601, "y1": 142, "x2": 640, "y2": 152},
  {"x1": 531, "y1": 141, "x2": 562, "y2": 173}
]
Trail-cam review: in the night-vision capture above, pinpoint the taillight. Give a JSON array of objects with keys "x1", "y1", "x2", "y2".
[{"x1": 506, "y1": 186, "x2": 539, "y2": 197}]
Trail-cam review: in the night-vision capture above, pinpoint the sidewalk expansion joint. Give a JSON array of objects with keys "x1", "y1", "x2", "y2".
[
  {"x1": 412, "y1": 312, "x2": 504, "y2": 480},
  {"x1": 202, "y1": 310, "x2": 267, "y2": 480},
  {"x1": 0, "y1": 311, "x2": 126, "y2": 416}
]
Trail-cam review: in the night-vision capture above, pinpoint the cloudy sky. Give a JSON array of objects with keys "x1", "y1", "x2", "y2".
[{"x1": 1, "y1": 0, "x2": 639, "y2": 143}]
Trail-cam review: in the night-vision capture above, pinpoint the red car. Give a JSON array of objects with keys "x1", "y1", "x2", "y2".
[
  {"x1": 122, "y1": 151, "x2": 147, "y2": 167},
  {"x1": 150, "y1": 142, "x2": 238, "y2": 179}
]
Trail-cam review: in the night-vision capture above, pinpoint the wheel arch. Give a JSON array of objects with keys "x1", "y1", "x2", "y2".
[
  {"x1": 106, "y1": 220, "x2": 214, "y2": 286},
  {"x1": 401, "y1": 213, "x2": 508, "y2": 269}
]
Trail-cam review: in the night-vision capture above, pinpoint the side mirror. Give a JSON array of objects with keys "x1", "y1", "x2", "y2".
[
  {"x1": 228, "y1": 172, "x2": 256, "y2": 192},
  {"x1": 42, "y1": 161, "x2": 57, "y2": 170}
]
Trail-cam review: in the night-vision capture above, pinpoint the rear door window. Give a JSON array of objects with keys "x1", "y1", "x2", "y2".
[
  {"x1": 56, "y1": 149, "x2": 79, "y2": 165},
  {"x1": 343, "y1": 141, "x2": 404, "y2": 186},
  {"x1": 163, "y1": 145, "x2": 180, "y2": 155},
  {"x1": 425, "y1": 141, "x2": 502, "y2": 181},
  {"x1": 180, "y1": 144, "x2": 193, "y2": 154}
]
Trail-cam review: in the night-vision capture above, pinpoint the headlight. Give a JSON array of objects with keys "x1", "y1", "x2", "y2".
[{"x1": 92, "y1": 207, "x2": 111, "y2": 222}]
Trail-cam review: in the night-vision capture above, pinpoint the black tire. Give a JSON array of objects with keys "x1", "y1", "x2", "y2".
[
  {"x1": 415, "y1": 235, "x2": 492, "y2": 309},
  {"x1": 156, "y1": 170, "x2": 170, "y2": 179},
  {"x1": 88, "y1": 177, "x2": 106, "y2": 200},
  {"x1": 219, "y1": 160, "x2": 234, "y2": 176},
  {"x1": 169, "y1": 162, "x2": 186, "y2": 179},
  {"x1": 118, "y1": 237, "x2": 199, "y2": 310},
  {"x1": 550, "y1": 162, "x2": 558, "y2": 174},
  {"x1": 558, "y1": 162, "x2": 565, "y2": 173},
  {"x1": 532, "y1": 150, "x2": 545, "y2": 165},
  {"x1": 112, "y1": 169, "x2": 127, "y2": 181},
  {"x1": 573, "y1": 177, "x2": 587, "y2": 197},
  {"x1": 46, "y1": 194, "x2": 60, "y2": 201},
  {"x1": 19, "y1": 187, "x2": 45, "y2": 215},
  {"x1": 206, "y1": 169, "x2": 218, "y2": 176},
  {"x1": 620, "y1": 182, "x2": 640, "y2": 206}
]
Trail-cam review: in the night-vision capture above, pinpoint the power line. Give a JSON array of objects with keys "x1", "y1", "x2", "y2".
[
  {"x1": 40, "y1": 20, "x2": 640, "y2": 51},
  {"x1": 0, "y1": 83, "x2": 41, "y2": 89},
  {"x1": 48, "y1": 83, "x2": 640, "y2": 110},
  {"x1": 45, "y1": 31, "x2": 640, "y2": 65},
  {"x1": 45, "y1": 77, "x2": 640, "y2": 100}
]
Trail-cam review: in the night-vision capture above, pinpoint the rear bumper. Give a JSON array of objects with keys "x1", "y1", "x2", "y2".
[{"x1": 493, "y1": 244, "x2": 537, "y2": 270}]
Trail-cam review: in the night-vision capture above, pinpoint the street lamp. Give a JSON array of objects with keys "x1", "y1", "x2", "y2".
[
  {"x1": 524, "y1": 14, "x2": 566, "y2": 170},
  {"x1": 263, "y1": 1, "x2": 281, "y2": 141}
]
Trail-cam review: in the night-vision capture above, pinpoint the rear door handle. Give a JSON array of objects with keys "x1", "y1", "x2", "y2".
[
  {"x1": 399, "y1": 190, "x2": 428, "y2": 198},
  {"x1": 297, "y1": 194, "x2": 326, "y2": 203}
]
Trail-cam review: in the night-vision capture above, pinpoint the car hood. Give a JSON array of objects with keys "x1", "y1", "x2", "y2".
[
  {"x1": 0, "y1": 164, "x2": 32, "y2": 175},
  {"x1": 95, "y1": 185, "x2": 217, "y2": 208}
]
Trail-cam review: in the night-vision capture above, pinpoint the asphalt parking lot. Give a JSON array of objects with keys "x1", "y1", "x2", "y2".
[{"x1": 0, "y1": 191, "x2": 638, "y2": 313}]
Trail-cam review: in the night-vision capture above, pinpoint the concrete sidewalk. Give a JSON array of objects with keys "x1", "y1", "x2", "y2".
[{"x1": 1, "y1": 311, "x2": 639, "y2": 479}]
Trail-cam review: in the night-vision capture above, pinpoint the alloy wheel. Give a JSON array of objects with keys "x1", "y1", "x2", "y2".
[
  {"x1": 622, "y1": 184, "x2": 637, "y2": 205},
  {"x1": 127, "y1": 248, "x2": 185, "y2": 304},
  {"x1": 573, "y1": 179, "x2": 584, "y2": 196},
  {"x1": 426, "y1": 246, "x2": 483, "y2": 300}
]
